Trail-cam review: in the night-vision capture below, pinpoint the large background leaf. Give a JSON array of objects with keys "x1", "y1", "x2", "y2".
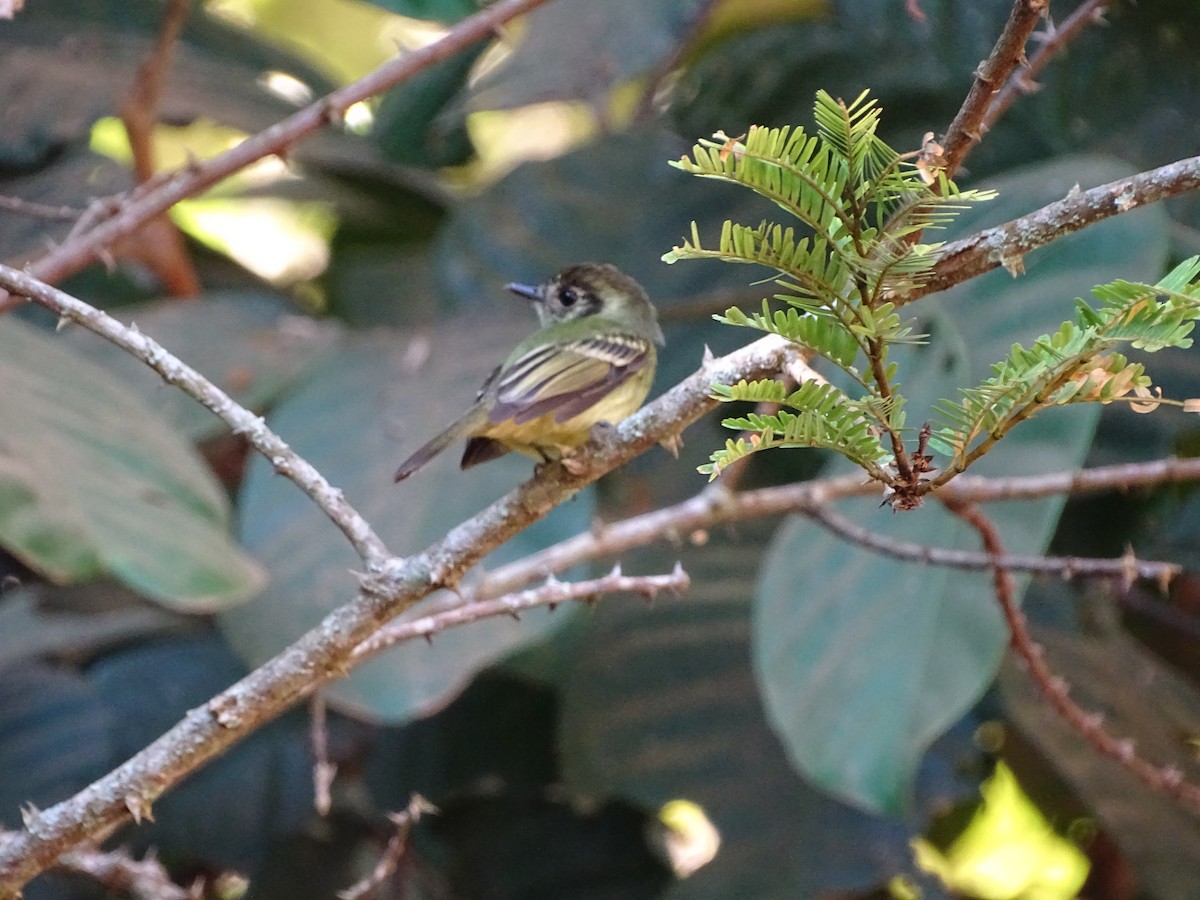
[
  {"x1": 752, "y1": 156, "x2": 1170, "y2": 813},
  {"x1": 466, "y1": 0, "x2": 710, "y2": 111},
  {"x1": 0, "y1": 317, "x2": 265, "y2": 610},
  {"x1": 62, "y1": 292, "x2": 341, "y2": 441}
]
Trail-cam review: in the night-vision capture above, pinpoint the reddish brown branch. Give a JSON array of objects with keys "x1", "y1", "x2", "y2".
[
  {"x1": 981, "y1": 0, "x2": 1112, "y2": 134},
  {"x1": 0, "y1": 0, "x2": 555, "y2": 313},
  {"x1": 805, "y1": 502, "x2": 1179, "y2": 584},
  {"x1": 945, "y1": 498, "x2": 1200, "y2": 813},
  {"x1": 117, "y1": 0, "x2": 201, "y2": 298},
  {"x1": 337, "y1": 796, "x2": 435, "y2": 900},
  {"x1": 941, "y1": 0, "x2": 1049, "y2": 177}
]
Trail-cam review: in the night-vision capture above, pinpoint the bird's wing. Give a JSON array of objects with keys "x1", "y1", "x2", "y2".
[{"x1": 490, "y1": 333, "x2": 652, "y2": 425}]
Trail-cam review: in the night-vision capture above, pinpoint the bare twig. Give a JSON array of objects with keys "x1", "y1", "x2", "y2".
[
  {"x1": 353, "y1": 564, "x2": 689, "y2": 660},
  {"x1": 0, "y1": 0, "x2": 555, "y2": 313},
  {"x1": 310, "y1": 694, "x2": 335, "y2": 817},
  {"x1": 472, "y1": 456, "x2": 1200, "y2": 602},
  {"x1": 0, "y1": 196, "x2": 81, "y2": 222},
  {"x1": 981, "y1": 0, "x2": 1112, "y2": 133},
  {"x1": 116, "y1": 0, "x2": 201, "y2": 298},
  {"x1": 941, "y1": 0, "x2": 1049, "y2": 177},
  {"x1": 56, "y1": 846, "x2": 196, "y2": 900},
  {"x1": 0, "y1": 263, "x2": 389, "y2": 567},
  {"x1": 0, "y1": 267, "x2": 792, "y2": 892},
  {"x1": 945, "y1": 498, "x2": 1200, "y2": 813},
  {"x1": 896, "y1": 154, "x2": 1200, "y2": 305},
  {"x1": 337, "y1": 795, "x2": 436, "y2": 900},
  {"x1": 805, "y1": 502, "x2": 1179, "y2": 584}
]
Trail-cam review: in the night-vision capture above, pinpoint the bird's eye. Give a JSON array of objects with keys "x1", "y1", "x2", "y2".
[{"x1": 560, "y1": 286, "x2": 580, "y2": 307}]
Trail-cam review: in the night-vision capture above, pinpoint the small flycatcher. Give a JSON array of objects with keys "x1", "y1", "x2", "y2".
[{"x1": 393, "y1": 263, "x2": 663, "y2": 481}]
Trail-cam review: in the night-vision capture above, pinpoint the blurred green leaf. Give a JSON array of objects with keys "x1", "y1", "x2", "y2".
[
  {"x1": 0, "y1": 0, "x2": 336, "y2": 167},
  {"x1": 753, "y1": 156, "x2": 1170, "y2": 814},
  {"x1": 225, "y1": 320, "x2": 593, "y2": 722},
  {"x1": 467, "y1": 0, "x2": 709, "y2": 110},
  {"x1": 358, "y1": 0, "x2": 479, "y2": 22},
  {"x1": 0, "y1": 583, "x2": 193, "y2": 670},
  {"x1": 372, "y1": 43, "x2": 484, "y2": 169},
  {"x1": 0, "y1": 317, "x2": 266, "y2": 610},
  {"x1": 436, "y1": 129, "x2": 779, "y2": 304},
  {"x1": 62, "y1": 292, "x2": 342, "y2": 442}
]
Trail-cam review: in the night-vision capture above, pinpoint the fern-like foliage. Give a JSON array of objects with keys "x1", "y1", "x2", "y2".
[
  {"x1": 664, "y1": 90, "x2": 994, "y2": 314},
  {"x1": 667, "y1": 89, "x2": 1198, "y2": 504},
  {"x1": 665, "y1": 89, "x2": 991, "y2": 489},
  {"x1": 930, "y1": 257, "x2": 1200, "y2": 473},
  {"x1": 699, "y1": 379, "x2": 892, "y2": 480}
]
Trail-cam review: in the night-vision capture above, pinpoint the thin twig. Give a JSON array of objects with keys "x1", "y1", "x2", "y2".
[
  {"x1": 353, "y1": 564, "x2": 689, "y2": 660},
  {"x1": 981, "y1": 0, "x2": 1112, "y2": 133},
  {"x1": 896, "y1": 154, "x2": 1200, "y2": 305},
  {"x1": 116, "y1": 0, "x2": 201, "y2": 297},
  {"x1": 337, "y1": 795, "x2": 436, "y2": 900},
  {"x1": 0, "y1": 196, "x2": 81, "y2": 222},
  {"x1": 941, "y1": 0, "x2": 1049, "y2": 177},
  {"x1": 472, "y1": 456, "x2": 1200, "y2": 602},
  {"x1": 56, "y1": 847, "x2": 196, "y2": 900},
  {"x1": 0, "y1": 263, "x2": 390, "y2": 567},
  {"x1": 0, "y1": 0, "x2": 555, "y2": 313},
  {"x1": 310, "y1": 694, "x2": 335, "y2": 817},
  {"x1": 944, "y1": 498, "x2": 1200, "y2": 813},
  {"x1": 805, "y1": 502, "x2": 1179, "y2": 584}
]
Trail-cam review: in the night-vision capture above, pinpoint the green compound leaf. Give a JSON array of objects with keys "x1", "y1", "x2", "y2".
[
  {"x1": 701, "y1": 379, "x2": 890, "y2": 480},
  {"x1": 931, "y1": 257, "x2": 1200, "y2": 468}
]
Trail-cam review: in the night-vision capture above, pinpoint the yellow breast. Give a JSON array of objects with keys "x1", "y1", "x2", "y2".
[{"x1": 476, "y1": 364, "x2": 655, "y2": 459}]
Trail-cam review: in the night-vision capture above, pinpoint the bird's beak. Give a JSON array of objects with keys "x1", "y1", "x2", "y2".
[{"x1": 506, "y1": 282, "x2": 541, "y2": 302}]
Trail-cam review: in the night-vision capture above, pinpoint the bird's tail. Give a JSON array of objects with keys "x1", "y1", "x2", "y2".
[{"x1": 393, "y1": 407, "x2": 485, "y2": 482}]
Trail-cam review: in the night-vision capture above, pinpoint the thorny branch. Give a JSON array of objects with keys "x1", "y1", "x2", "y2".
[
  {"x1": 56, "y1": 847, "x2": 196, "y2": 900},
  {"x1": 337, "y1": 795, "x2": 436, "y2": 900},
  {"x1": 945, "y1": 498, "x2": 1200, "y2": 813},
  {"x1": 0, "y1": 0, "x2": 557, "y2": 313},
  {"x1": 981, "y1": 0, "x2": 1112, "y2": 133},
  {"x1": 898, "y1": 154, "x2": 1200, "y2": 305},
  {"x1": 0, "y1": 264, "x2": 390, "y2": 567},
  {"x1": 940, "y1": 0, "x2": 1050, "y2": 177},
  {"x1": 472, "y1": 457, "x2": 1200, "y2": 603},
  {"x1": 805, "y1": 502, "x2": 1179, "y2": 586},
  {"x1": 1, "y1": 0, "x2": 1198, "y2": 889},
  {"x1": 353, "y1": 565, "x2": 689, "y2": 660}
]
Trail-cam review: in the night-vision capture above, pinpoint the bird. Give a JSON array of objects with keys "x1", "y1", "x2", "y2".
[{"x1": 393, "y1": 263, "x2": 663, "y2": 482}]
